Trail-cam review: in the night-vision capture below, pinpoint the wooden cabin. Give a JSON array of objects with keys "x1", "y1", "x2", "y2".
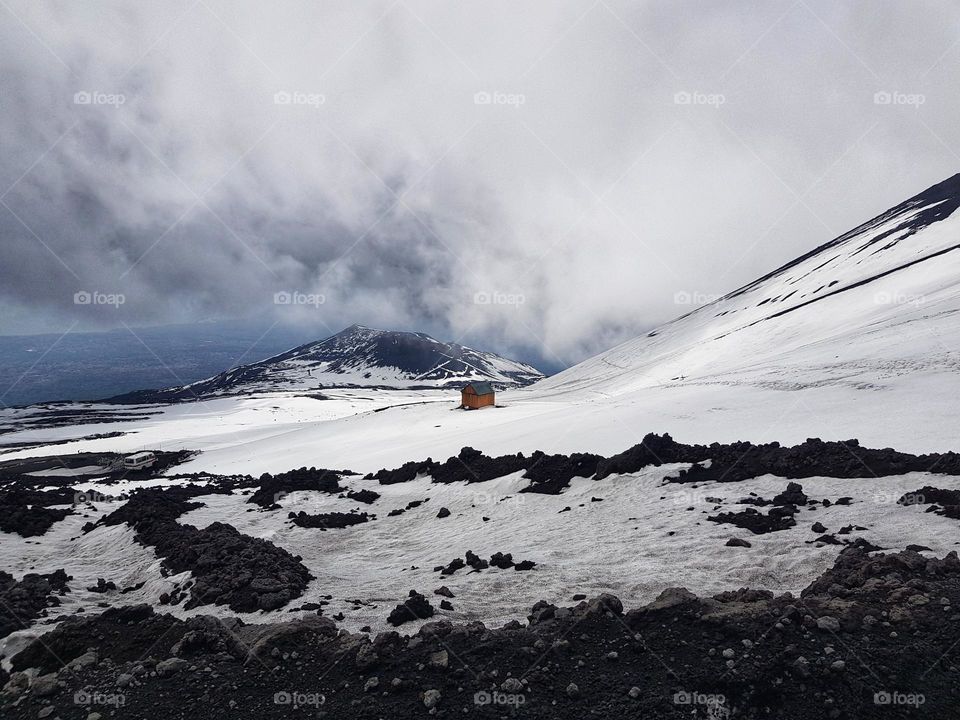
[{"x1": 461, "y1": 381, "x2": 495, "y2": 409}]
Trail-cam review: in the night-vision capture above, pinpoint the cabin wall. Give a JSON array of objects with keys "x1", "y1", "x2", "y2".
[{"x1": 461, "y1": 392, "x2": 494, "y2": 409}]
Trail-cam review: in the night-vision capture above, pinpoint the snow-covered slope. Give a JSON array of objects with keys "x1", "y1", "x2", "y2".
[
  {"x1": 5, "y1": 466, "x2": 960, "y2": 644},
  {"x1": 532, "y1": 173, "x2": 960, "y2": 402},
  {"x1": 107, "y1": 325, "x2": 544, "y2": 402}
]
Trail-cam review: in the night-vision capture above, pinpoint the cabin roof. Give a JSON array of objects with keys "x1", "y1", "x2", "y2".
[{"x1": 462, "y1": 381, "x2": 494, "y2": 396}]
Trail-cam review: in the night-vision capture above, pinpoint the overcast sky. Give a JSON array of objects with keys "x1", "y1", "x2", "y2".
[{"x1": 2, "y1": 1, "x2": 959, "y2": 369}]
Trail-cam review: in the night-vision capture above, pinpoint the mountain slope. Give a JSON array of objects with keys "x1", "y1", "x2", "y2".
[
  {"x1": 107, "y1": 325, "x2": 544, "y2": 403},
  {"x1": 530, "y1": 173, "x2": 960, "y2": 403}
]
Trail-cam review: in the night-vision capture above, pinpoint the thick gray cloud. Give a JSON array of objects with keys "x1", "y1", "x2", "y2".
[{"x1": 1, "y1": 0, "x2": 958, "y2": 367}]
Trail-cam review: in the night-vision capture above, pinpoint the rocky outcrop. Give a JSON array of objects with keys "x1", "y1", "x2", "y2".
[
  {"x1": 366, "y1": 434, "x2": 960, "y2": 493},
  {"x1": 289, "y1": 511, "x2": 372, "y2": 529},
  {"x1": 248, "y1": 467, "x2": 348, "y2": 508},
  {"x1": 97, "y1": 488, "x2": 312, "y2": 612},
  {"x1": 0, "y1": 569, "x2": 71, "y2": 640}
]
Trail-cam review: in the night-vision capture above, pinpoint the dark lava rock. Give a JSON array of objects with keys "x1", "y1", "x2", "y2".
[
  {"x1": 433, "y1": 586, "x2": 454, "y2": 598},
  {"x1": 0, "y1": 569, "x2": 71, "y2": 640},
  {"x1": 528, "y1": 599, "x2": 557, "y2": 624},
  {"x1": 709, "y1": 506, "x2": 797, "y2": 534},
  {"x1": 490, "y1": 552, "x2": 514, "y2": 569},
  {"x1": 10, "y1": 604, "x2": 338, "y2": 676},
  {"x1": 439, "y1": 599, "x2": 454, "y2": 611},
  {"x1": 439, "y1": 558, "x2": 465, "y2": 576},
  {"x1": 365, "y1": 458, "x2": 430, "y2": 485},
  {"x1": 387, "y1": 591, "x2": 435, "y2": 626},
  {"x1": 248, "y1": 467, "x2": 347, "y2": 508},
  {"x1": 773, "y1": 482, "x2": 808, "y2": 506},
  {"x1": 0, "y1": 489, "x2": 72, "y2": 537},
  {"x1": 594, "y1": 433, "x2": 696, "y2": 480},
  {"x1": 174, "y1": 524, "x2": 312, "y2": 612},
  {"x1": 436, "y1": 507, "x2": 451, "y2": 518},
  {"x1": 812, "y1": 521, "x2": 827, "y2": 533},
  {"x1": 514, "y1": 560, "x2": 537, "y2": 571},
  {"x1": 803, "y1": 546, "x2": 960, "y2": 600},
  {"x1": 10, "y1": 605, "x2": 185, "y2": 673},
  {"x1": 899, "y1": 487, "x2": 960, "y2": 519},
  {"x1": 725, "y1": 538, "x2": 752, "y2": 548},
  {"x1": 98, "y1": 488, "x2": 312, "y2": 613},
  {"x1": 465, "y1": 551, "x2": 488, "y2": 570},
  {"x1": 521, "y1": 452, "x2": 602, "y2": 494},
  {"x1": 837, "y1": 524, "x2": 866, "y2": 535},
  {"x1": 346, "y1": 488, "x2": 380, "y2": 504},
  {"x1": 86, "y1": 578, "x2": 117, "y2": 593},
  {"x1": 901, "y1": 486, "x2": 960, "y2": 506},
  {"x1": 290, "y1": 511, "x2": 371, "y2": 529},
  {"x1": 363, "y1": 434, "x2": 960, "y2": 496},
  {"x1": 368, "y1": 447, "x2": 529, "y2": 486}
]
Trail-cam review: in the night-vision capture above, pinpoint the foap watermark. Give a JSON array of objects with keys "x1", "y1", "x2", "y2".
[
  {"x1": 873, "y1": 290, "x2": 925, "y2": 306},
  {"x1": 74, "y1": 690, "x2": 126, "y2": 708},
  {"x1": 674, "y1": 691, "x2": 728, "y2": 717},
  {"x1": 474, "y1": 290, "x2": 525, "y2": 307},
  {"x1": 74, "y1": 90, "x2": 126, "y2": 107},
  {"x1": 273, "y1": 691, "x2": 325, "y2": 708},
  {"x1": 874, "y1": 690, "x2": 925, "y2": 707},
  {"x1": 871, "y1": 489, "x2": 900, "y2": 506},
  {"x1": 274, "y1": 290, "x2": 325, "y2": 307},
  {"x1": 674, "y1": 90, "x2": 725, "y2": 108},
  {"x1": 873, "y1": 91, "x2": 925, "y2": 108},
  {"x1": 472, "y1": 491, "x2": 526, "y2": 507},
  {"x1": 674, "y1": 290, "x2": 721, "y2": 306},
  {"x1": 274, "y1": 91, "x2": 326, "y2": 109},
  {"x1": 672, "y1": 489, "x2": 724, "y2": 507},
  {"x1": 474, "y1": 690, "x2": 526, "y2": 707},
  {"x1": 74, "y1": 290, "x2": 125, "y2": 308},
  {"x1": 73, "y1": 490, "x2": 124, "y2": 506},
  {"x1": 876, "y1": 490, "x2": 924, "y2": 507},
  {"x1": 473, "y1": 91, "x2": 525, "y2": 108}
]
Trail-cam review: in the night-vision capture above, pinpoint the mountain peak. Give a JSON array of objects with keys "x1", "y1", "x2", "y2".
[
  {"x1": 910, "y1": 172, "x2": 960, "y2": 203},
  {"x1": 107, "y1": 326, "x2": 544, "y2": 402}
]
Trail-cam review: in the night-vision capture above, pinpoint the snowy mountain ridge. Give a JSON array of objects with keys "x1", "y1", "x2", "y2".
[
  {"x1": 531, "y1": 172, "x2": 960, "y2": 403},
  {"x1": 107, "y1": 325, "x2": 544, "y2": 403}
]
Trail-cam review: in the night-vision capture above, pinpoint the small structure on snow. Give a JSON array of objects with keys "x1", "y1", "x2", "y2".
[
  {"x1": 123, "y1": 451, "x2": 156, "y2": 470},
  {"x1": 460, "y1": 381, "x2": 494, "y2": 409}
]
